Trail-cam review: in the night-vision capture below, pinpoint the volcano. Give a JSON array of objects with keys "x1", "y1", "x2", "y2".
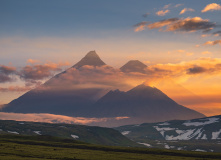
[
  {"x1": 1, "y1": 51, "x2": 205, "y2": 126},
  {"x1": 120, "y1": 60, "x2": 147, "y2": 73}
]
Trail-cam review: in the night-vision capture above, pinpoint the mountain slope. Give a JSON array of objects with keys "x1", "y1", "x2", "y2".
[
  {"x1": 1, "y1": 51, "x2": 204, "y2": 127},
  {"x1": 120, "y1": 60, "x2": 147, "y2": 73},
  {"x1": 0, "y1": 119, "x2": 139, "y2": 147},
  {"x1": 115, "y1": 115, "x2": 221, "y2": 152},
  {"x1": 89, "y1": 84, "x2": 204, "y2": 125},
  {"x1": 1, "y1": 51, "x2": 107, "y2": 116},
  {"x1": 73, "y1": 50, "x2": 106, "y2": 68}
]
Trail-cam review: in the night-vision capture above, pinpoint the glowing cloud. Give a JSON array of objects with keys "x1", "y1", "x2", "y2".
[
  {"x1": 156, "y1": 10, "x2": 170, "y2": 16},
  {"x1": 203, "y1": 40, "x2": 221, "y2": 46},
  {"x1": 0, "y1": 112, "x2": 129, "y2": 125},
  {"x1": 202, "y1": 3, "x2": 221, "y2": 13},
  {"x1": 179, "y1": 8, "x2": 195, "y2": 15},
  {"x1": 147, "y1": 17, "x2": 216, "y2": 33},
  {"x1": 134, "y1": 21, "x2": 148, "y2": 32}
]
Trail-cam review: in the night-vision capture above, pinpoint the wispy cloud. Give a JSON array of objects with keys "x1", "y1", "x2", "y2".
[
  {"x1": 143, "y1": 17, "x2": 217, "y2": 33},
  {"x1": 0, "y1": 112, "x2": 129, "y2": 125},
  {"x1": 179, "y1": 8, "x2": 195, "y2": 15},
  {"x1": 18, "y1": 61, "x2": 70, "y2": 81},
  {"x1": 0, "y1": 65, "x2": 16, "y2": 83},
  {"x1": 163, "y1": 4, "x2": 171, "y2": 9},
  {"x1": 156, "y1": 9, "x2": 170, "y2": 16},
  {"x1": 142, "y1": 13, "x2": 149, "y2": 18},
  {"x1": 0, "y1": 86, "x2": 32, "y2": 92},
  {"x1": 175, "y1": 4, "x2": 183, "y2": 8},
  {"x1": 27, "y1": 59, "x2": 40, "y2": 64},
  {"x1": 203, "y1": 39, "x2": 221, "y2": 46},
  {"x1": 134, "y1": 21, "x2": 148, "y2": 32},
  {"x1": 213, "y1": 31, "x2": 221, "y2": 36},
  {"x1": 202, "y1": 3, "x2": 221, "y2": 13}
]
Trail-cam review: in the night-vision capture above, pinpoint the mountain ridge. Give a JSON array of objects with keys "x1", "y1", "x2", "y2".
[{"x1": 1, "y1": 51, "x2": 205, "y2": 127}]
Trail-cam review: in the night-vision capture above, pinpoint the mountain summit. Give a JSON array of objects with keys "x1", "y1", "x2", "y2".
[
  {"x1": 89, "y1": 84, "x2": 205, "y2": 125},
  {"x1": 120, "y1": 60, "x2": 147, "y2": 73},
  {"x1": 1, "y1": 51, "x2": 205, "y2": 127},
  {"x1": 73, "y1": 51, "x2": 106, "y2": 69}
]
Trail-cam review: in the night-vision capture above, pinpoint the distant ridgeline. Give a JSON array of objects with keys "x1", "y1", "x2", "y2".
[
  {"x1": 115, "y1": 115, "x2": 221, "y2": 152},
  {"x1": 1, "y1": 51, "x2": 205, "y2": 127}
]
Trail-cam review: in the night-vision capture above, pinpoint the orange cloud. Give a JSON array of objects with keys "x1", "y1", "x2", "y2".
[
  {"x1": 201, "y1": 51, "x2": 212, "y2": 55},
  {"x1": 202, "y1": 3, "x2": 221, "y2": 13},
  {"x1": 0, "y1": 86, "x2": 32, "y2": 92},
  {"x1": 203, "y1": 40, "x2": 221, "y2": 46},
  {"x1": 134, "y1": 21, "x2": 148, "y2": 32},
  {"x1": 148, "y1": 18, "x2": 178, "y2": 29},
  {"x1": 179, "y1": 8, "x2": 195, "y2": 15},
  {"x1": 27, "y1": 59, "x2": 40, "y2": 64},
  {"x1": 19, "y1": 61, "x2": 70, "y2": 81},
  {"x1": 156, "y1": 10, "x2": 170, "y2": 16},
  {"x1": 0, "y1": 112, "x2": 129, "y2": 125},
  {"x1": 147, "y1": 17, "x2": 216, "y2": 33}
]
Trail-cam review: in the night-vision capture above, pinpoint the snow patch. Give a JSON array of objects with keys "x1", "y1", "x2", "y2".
[
  {"x1": 212, "y1": 129, "x2": 221, "y2": 139},
  {"x1": 59, "y1": 126, "x2": 66, "y2": 128},
  {"x1": 195, "y1": 130, "x2": 203, "y2": 140},
  {"x1": 33, "y1": 131, "x2": 41, "y2": 135},
  {"x1": 158, "y1": 122, "x2": 170, "y2": 126},
  {"x1": 165, "y1": 128, "x2": 202, "y2": 140},
  {"x1": 19, "y1": 122, "x2": 24, "y2": 125},
  {"x1": 177, "y1": 147, "x2": 183, "y2": 150},
  {"x1": 201, "y1": 134, "x2": 207, "y2": 140},
  {"x1": 194, "y1": 149, "x2": 207, "y2": 152},
  {"x1": 137, "y1": 142, "x2": 152, "y2": 147},
  {"x1": 121, "y1": 131, "x2": 131, "y2": 135},
  {"x1": 71, "y1": 134, "x2": 79, "y2": 139},
  {"x1": 164, "y1": 144, "x2": 170, "y2": 149},
  {"x1": 7, "y1": 131, "x2": 19, "y2": 134},
  {"x1": 183, "y1": 118, "x2": 219, "y2": 126}
]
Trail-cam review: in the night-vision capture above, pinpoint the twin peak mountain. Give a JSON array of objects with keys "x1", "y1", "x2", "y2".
[
  {"x1": 73, "y1": 50, "x2": 147, "y2": 72},
  {"x1": 1, "y1": 51, "x2": 204, "y2": 127}
]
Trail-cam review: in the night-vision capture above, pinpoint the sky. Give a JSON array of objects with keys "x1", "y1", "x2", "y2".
[{"x1": 0, "y1": 0, "x2": 221, "y2": 117}]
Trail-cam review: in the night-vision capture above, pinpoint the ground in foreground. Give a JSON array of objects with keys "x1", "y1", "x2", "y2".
[{"x1": 0, "y1": 135, "x2": 221, "y2": 160}]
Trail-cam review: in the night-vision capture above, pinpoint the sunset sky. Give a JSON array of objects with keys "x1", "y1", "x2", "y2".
[{"x1": 0, "y1": 0, "x2": 221, "y2": 116}]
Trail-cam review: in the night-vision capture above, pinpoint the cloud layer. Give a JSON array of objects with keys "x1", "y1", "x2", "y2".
[{"x1": 0, "y1": 112, "x2": 129, "y2": 125}]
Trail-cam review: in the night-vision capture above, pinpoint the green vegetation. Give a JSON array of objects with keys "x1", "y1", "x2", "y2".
[
  {"x1": 0, "y1": 120, "x2": 139, "y2": 147},
  {"x1": 0, "y1": 134, "x2": 221, "y2": 160}
]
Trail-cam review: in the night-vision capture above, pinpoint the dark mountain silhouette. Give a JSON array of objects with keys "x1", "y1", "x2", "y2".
[
  {"x1": 2, "y1": 51, "x2": 107, "y2": 116},
  {"x1": 73, "y1": 50, "x2": 106, "y2": 69},
  {"x1": 89, "y1": 84, "x2": 205, "y2": 125},
  {"x1": 1, "y1": 51, "x2": 205, "y2": 126},
  {"x1": 120, "y1": 60, "x2": 147, "y2": 73}
]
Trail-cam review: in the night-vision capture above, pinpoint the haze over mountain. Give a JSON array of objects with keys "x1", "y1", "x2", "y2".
[
  {"x1": 72, "y1": 50, "x2": 106, "y2": 69},
  {"x1": 120, "y1": 60, "x2": 147, "y2": 73},
  {"x1": 2, "y1": 51, "x2": 108, "y2": 117},
  {"x1": 1, "y1": 51, "x2": 205, "y2": 127},
  {"x1": 88, "y1": 84, "x2": 204, "y2": 126}
]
